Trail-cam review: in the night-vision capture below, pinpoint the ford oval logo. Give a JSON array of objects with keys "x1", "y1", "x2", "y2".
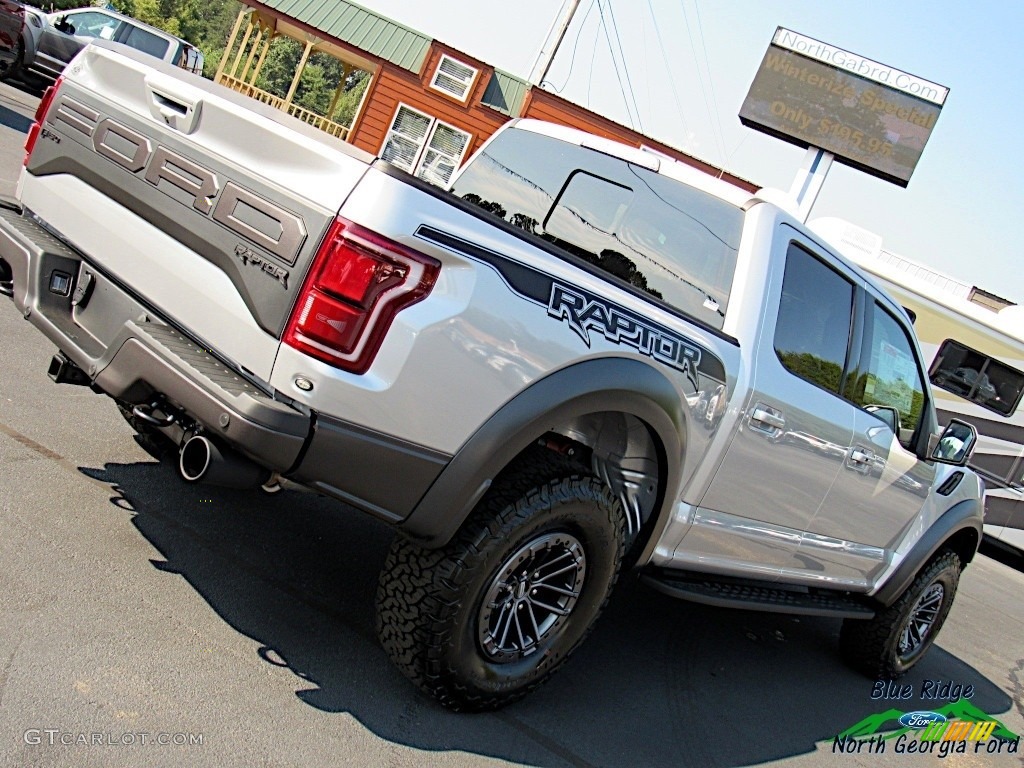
[{"x1": 899, "y1": 711, "x2": 947, "y2": 729}]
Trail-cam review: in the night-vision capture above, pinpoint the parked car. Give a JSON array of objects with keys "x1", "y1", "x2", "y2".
[
  {"x1": 933, "y1": 365, "x2": 999, "y2": 404},
  {"x1": 0, "y1": 4, "x2": 202, "y2": 84},
  {"x1": 0, "y1": 0, "x2": 23, "y2": 76}
]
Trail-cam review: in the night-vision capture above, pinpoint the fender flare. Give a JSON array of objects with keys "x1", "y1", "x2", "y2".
[
  {"x1": 398, "y1": 358, "x2": 687, "y2": 548},
  {"x1": 872, "y1": 498, "x2": 983, "y2": 607}
]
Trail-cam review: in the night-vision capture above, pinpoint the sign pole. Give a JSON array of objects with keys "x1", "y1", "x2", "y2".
[
  {"x1": 788, "y1": 146, "x2": 834, "y2": 223},
  {"x1": 529, "y1": 0, "x2": 583, "y2": 87}
]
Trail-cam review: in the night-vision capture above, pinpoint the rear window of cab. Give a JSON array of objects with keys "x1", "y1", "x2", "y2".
[{"x1": 450, "y1": 127, "x2": 743, "y2": 330}]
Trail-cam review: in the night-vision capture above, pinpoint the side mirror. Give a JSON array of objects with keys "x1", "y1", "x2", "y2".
[
  {"x1": 929, "y1": 419, "x2": 977, "y2": 466},
  {"x1": 865, "y1": 404, "x2": 901, "y2": 434}
]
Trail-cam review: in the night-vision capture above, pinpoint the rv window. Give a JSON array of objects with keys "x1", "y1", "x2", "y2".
[{"x1": 930, "y1": 339, "x2": 1024, "y2": 417}]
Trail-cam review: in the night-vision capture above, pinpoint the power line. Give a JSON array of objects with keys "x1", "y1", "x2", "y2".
[
  {"x1": 691, "y1": 0, "x2": 728, "y2": 166},
  {"x1": 586, "y1": 7, "x2": 602, "y2": 106},
  {"x1": 678, "y1": 0, "x2": 727, "y2": 166},
  {"x1": 644, "y1": 0, "x2": 689, "y2": 143},
  {"x1": 605, "y1": 0, "x2": 644, "y2": 134},
  {"x1": 543, "y1": 0, "x2": 597, "y2": 94},
  {"x1": 595, "y1": 0, "x2": 637, "y2": 130}
]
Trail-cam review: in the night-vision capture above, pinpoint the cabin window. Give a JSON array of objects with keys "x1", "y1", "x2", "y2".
[
  {"x1": 381, "y1": 104, "x2": 471, "y2": 186},
  {"x1": 430, "y1": 55, "x2": 479, "y2": 102},
  {"x1": 930, "y1": 339, "x2": 1024, "y2": 417}
]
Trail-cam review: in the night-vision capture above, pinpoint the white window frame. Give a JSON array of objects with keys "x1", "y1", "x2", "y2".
[
  {"x1": 381, "y1": 103, "x2": 472, "y2": 186},
  {"x1": 429, "y1": 54, "x2": 479, "y2": 103},
  {"x1": 416, "y1": 119, "x2": 472, "y2": 186},
  {"x1": 380, "y1": 103, "x2": 434, "y2": 174}
]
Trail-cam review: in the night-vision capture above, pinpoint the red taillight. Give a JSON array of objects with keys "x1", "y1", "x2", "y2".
[
  {"x1": 24, "y1": 77, "x2": 63, "y2": 166},
  {"x1": 283, "y1": 218, "x2": 441, "y2": 374}
]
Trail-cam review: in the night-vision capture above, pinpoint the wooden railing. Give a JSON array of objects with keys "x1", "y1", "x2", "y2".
[{"x1": 218, "y1": 74, "x2": 350, "y2": 141}]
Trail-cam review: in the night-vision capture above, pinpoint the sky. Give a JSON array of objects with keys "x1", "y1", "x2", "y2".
[{"x1": 354, "y1": 0, "x2": 1023, "y2": 306}]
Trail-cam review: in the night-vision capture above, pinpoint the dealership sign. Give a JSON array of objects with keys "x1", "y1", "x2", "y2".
[{"x1": 739, "y1": 28, "x2": 948, "y2": 187}]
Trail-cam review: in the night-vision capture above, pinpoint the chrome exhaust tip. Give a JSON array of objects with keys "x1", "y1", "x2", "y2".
[{"x1": 178, "y1": 435, "x2": 271, "y2": 489}]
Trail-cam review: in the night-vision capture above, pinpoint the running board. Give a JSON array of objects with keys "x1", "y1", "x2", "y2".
[{"x1": 641, "y1": 570, "x2": 876, "y2": 619}]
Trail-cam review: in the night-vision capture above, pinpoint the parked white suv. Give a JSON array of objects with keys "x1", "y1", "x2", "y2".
[{"x1": 5, "y1": 5, "x2": 202, "y2": 83}]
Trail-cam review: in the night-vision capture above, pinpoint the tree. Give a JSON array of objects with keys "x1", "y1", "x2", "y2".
[{"x1": 49, "y1": 0, "x2": 367, "y2": 119}]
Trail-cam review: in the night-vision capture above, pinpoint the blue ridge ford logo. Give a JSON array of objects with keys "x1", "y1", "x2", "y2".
[{"x1": 899, "y1": 711, "x2": 948, "y2": 729}]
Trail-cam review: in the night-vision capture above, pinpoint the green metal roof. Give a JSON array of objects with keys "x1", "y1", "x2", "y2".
[
  {"x1": 481, "y1": 69, "x2": 529, "y2": 116},
  {"x1": 258, "y1": 0, "x2": 431, "y2": 73}
]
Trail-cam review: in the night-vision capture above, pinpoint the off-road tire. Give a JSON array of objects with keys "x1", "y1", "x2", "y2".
[
  {"x1": 840, "y1": 549, "x2": 961, "y2": 678},
  {"x1": 375, "y1": 448, "x2": 625, "y2": 712}
]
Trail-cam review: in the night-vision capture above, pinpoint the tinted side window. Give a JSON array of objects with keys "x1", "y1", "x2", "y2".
[
  {"x1": 774, "y1": 243, "x2": 854, "y2": 393},
  {"x1": 450, "y1": 127, "x2": 743, "y2": 329},
  {"x1": 122, "y1": 24, "x2": 170, "y2": 58},
  {"x1": 64, "y1": 11, "x2": 120, "y2": 39},
  {"x1": 930, "y1": 339, "x2": 1024, "y2": 416},
  {"x1": 848, "y1": 300, "x2": 926, "y2": 448}
]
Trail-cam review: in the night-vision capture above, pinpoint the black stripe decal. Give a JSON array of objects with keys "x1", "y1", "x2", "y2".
[
  {"x1": 935, "y1": 409, "x2": 1024, "y2": 492},
  {"x1": 416, "y1": 226, "x2": 727, "y2": 384}
]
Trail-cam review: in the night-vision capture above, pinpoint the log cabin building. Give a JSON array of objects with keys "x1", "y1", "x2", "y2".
[{"x1": 215, "y1": 0, "x2": 756, "y2": 192}]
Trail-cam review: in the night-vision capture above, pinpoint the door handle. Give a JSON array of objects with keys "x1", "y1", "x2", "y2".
[
  {"x1": 749, "y1": 403, "x2": 786, "y2": 432},
  {"x1": 849, "y1": 447, "x2": 874, "y2": 466},
  {"x1": 145, "y1": 74, "x2": 202, "y2": 134}
]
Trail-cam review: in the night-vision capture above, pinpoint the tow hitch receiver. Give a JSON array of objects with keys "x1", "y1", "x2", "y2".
[{"x1": 47, "y1": 352, "x2": 90, "y2": 386}]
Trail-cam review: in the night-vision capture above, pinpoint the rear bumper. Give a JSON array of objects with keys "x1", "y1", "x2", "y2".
[
  {"x1": 0, "y1": 201, "x2": 308, "y2": 470},
  {"x1": 0, "y1": 201, "x2": 453, "y2": 522}
]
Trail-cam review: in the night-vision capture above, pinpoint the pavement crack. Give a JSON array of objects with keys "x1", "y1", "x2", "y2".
[
  {"x1": 0, "y1": 419, "x2": 114, "y2": 492},
  {"x1": 0, "y1": 633, "x2": 24, "y2": 711},
  {"x1": 493, "y1": 711, "x2": 597, "y2": 768}
]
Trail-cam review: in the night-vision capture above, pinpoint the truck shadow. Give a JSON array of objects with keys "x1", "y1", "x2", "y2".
[
  {"x1": 84, "y1": 457, "x2": 1018, "y2": 768},
  {"x1": 980, "y1": 538, "x2": 1024, "y2": 574},
  {"x1": 0, "y1": 103, "x2": 30, "y2": 132}
]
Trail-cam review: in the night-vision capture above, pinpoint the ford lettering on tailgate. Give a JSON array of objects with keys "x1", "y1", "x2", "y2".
[{"x1": 49, "y1": 96, "x2": 307, "y2": 266}]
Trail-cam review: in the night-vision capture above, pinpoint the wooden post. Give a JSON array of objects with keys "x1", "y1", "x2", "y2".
[
  {"x1": 283, "y1": 38, "x2": 315, "y2": 106},
  {"x1": 229, "y1": 19, "x2": 255, "y2": 79},
  {"x1": 239, "y1": 28, "x2": 262, "y2": 83},
  {"x1": 346, "y1": 67, "x2": 375, "y2": 142},
  {"x1": 214, "y1": 7, "x2": 248, "y2": 83},
  {"x1": 250, "y1": 33, "x2": 275, "y2": 85},
  {"x1": 327, "y1": 63, "x2": 351, "y2": 118}
]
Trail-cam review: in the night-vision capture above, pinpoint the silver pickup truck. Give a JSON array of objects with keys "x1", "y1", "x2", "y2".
[{"x1": 0, "y1": 42, "x2": 985, "y2": 711}]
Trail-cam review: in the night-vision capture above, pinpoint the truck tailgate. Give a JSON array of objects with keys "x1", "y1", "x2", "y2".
[{"x1": 19, "y1": 41, "x2": 372, "y2": 381}]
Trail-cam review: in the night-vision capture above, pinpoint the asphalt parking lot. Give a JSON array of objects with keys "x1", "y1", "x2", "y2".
[{"x1": 0, "y1": 80, "x2": 1022, "y2": 768}]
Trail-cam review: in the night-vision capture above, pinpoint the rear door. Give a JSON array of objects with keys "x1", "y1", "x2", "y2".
[{"x1": 695, "y1": 230, "x2": 859, "y2": 572}]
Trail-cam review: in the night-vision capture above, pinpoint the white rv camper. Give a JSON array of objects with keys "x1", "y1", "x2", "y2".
[{"x1": 813, "y1": 218, "x2": 1024, "y2": 554}]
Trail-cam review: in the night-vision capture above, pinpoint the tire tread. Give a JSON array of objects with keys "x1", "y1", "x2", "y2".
[
  {"x1": 840, "y1": 549, "x2": 961, "y2": 678},
  {"x1": 376, "y1": 447, "x2": 623, "y2": 711}
]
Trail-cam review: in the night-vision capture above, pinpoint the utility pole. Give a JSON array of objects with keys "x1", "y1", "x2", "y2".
[{"x1": 528, "y1": 0, "x2": 583, "y2": 87}]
